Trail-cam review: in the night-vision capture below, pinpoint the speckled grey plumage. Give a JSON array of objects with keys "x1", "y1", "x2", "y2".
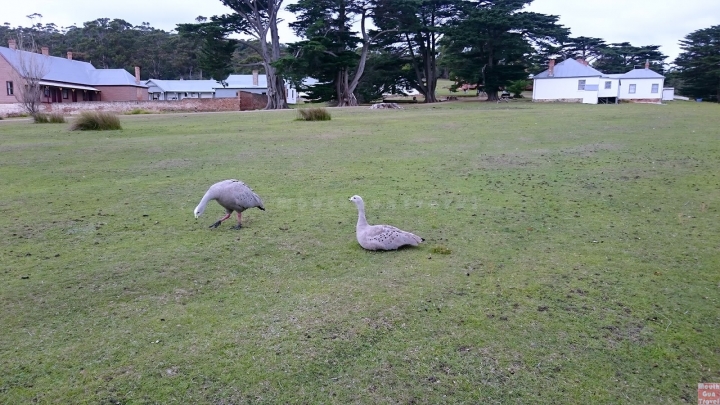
[
  {"x1": 194, "y1": 179, "x2": 264, "y2": 228},
  {"x1": 349, "y1": 195, "x2": 424, "y2": 251}
]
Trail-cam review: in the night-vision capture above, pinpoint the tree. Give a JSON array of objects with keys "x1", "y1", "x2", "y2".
[
  {"x1": 215, "y1": 0, "x2": 288, "y2": 109},
  {"x1": 278, "y1": 0, "x2": 379, "y2": 106},
  {"x1": 592, "y1": 42, "x2": 666, "y2": 74},
  {"x1": 10, "y1": 16, "x2": 50, "y2": 117},
  {"x1": 177, "y1": 19, "x2": 238, "y2": 81},
  {"x1": 675, "y1": 25, "x2": 720, "y2": 101},
  {"x1": 441, "y1": 0, "x2": 568, "y2": 101},
  {"x1": 372, "y1": 0, "x2": 460, "y2": 103}
]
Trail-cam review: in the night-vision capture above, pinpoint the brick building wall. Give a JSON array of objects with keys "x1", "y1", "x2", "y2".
[
  {"x1": 239, "y1": 91, "x2": 268, "y2": 110},
  {"x1": 0, "y1": 56, "x2": 20, "y2": 104},
  {"x1": 0, "y1": 90, "x2": 269, "y2": 116},
  {"x1": 94, "y1": 86, "x2": 148, "y2": 102}
]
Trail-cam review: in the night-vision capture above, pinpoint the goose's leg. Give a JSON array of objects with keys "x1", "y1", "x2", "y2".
[
  {"x1": 231, "y1": 212, "x2": 243, "y2": 230},
  {"x1": 210, "y1": 212, "x2": 232, "y2": 228}
]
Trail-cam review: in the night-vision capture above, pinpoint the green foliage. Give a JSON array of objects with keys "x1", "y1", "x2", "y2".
[
  {"x1": 675, "y1": 25, "x2": 720, "y2": 101},
  {"x1": 296, "y1": 107, "x2": 332, "y2": 121},
  {"x1": 126, "y1": 108, "x2": 152, "y2": 115},
  {"x1": 177, "y1": 21, "x2": 238, "y2": 81},
  {"x1": 70, "y1": 111, "x2": 122, "y2": 131},
  {"x1": 372, "y1": 0, "x2": 462, "y2": 103},
  {"x1": 32, "y1": 113, "x2": 49, "y2": 123},
  {"x1": 507, "y1": 79, "x2": 529, "y2": 97},
  {"x1": 32, "y1": 113, "x2": 67, "y2": 123},
  {"x1": 2, "y1": 18, "x2": 205, "y2": 79},
  {"x1": 49, "y1": 113, "x2": 67, "y2": 123},
  {"x1": 592, "y1": 42, "x2": 666, "y2": 74},
  {"x1": 441, "y1": 0, "x2": 568, "y2": 100},
  {"x1": 276, "y1": 0, "x2": 363, "y2": 105}
]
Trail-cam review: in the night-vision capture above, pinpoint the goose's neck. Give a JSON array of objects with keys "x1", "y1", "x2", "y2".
[
  {"x1": 355, "y1": 201, "x2": 369, "y2": 228},
  {"x1": 197, "y1": 191, "x2": 214, "y2": 211}
]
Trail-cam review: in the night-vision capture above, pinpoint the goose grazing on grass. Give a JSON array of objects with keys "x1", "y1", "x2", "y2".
[
  {"x1": 194, "y1": 179, "x2": 265, "y2": 229},
  {"x1": 349, "y1": 195, "x2": 424, "y2": 250}
]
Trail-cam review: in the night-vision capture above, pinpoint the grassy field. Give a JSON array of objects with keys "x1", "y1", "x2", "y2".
[{"x1": 1, "y1": 101, "x2": 718, "y2": 404}]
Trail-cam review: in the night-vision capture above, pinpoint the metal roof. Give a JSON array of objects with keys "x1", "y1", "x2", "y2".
[
  {"x1": 38, "y1": 80, "x2": 98, "y2": 91},
  {"x1": 0, "y1": 46, "x2": 146, "y2": 87},
  {"x1": 534, "y1": 58, "x2": 604, "y2": 79},
  {"x1": 145, "y1": 79, "x2": 218, "y2": 93},
  {"x1": 617, "y1": 68, "x2": 665, "y2": 79},
  {"x1": 224, "y1": 74, "x2": 268, "y2": 88}
]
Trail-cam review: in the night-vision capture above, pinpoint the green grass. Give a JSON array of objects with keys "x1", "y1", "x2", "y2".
[{"x1": 1, "y1": 102, "x2": 718, "y2": 403}]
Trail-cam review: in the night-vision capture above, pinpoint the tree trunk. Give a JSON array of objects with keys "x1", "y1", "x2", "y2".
[
  {"x1": 485, "y1": 89, "x2": 499, "y2": 102},
  {"x1": 265, "y1": 4, "x2": 288, "y2": 110}
]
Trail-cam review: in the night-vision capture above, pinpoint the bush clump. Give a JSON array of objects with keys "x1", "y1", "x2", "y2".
[
  {"x1": 48, "y1": 113, "x2": 67, "y2": 123},
  {"x1": 296, "y1": 107, "x2": 331, "y2": 121},
  {"x1": 32, "y1": 113, "x2": 50, "y2": 123},
  {"x1": 127, "y1": 108, "x2": 151, "y2": 115},
  {"x1": 70, "y1": 111, "x2": 122, "y2": 131}
]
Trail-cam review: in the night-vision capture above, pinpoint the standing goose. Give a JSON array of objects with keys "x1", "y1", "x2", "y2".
[
  {"x1": 194, "y1": 179, "x2": 265, "y2": 229},
  {"x1": 349, "y1": 195, "x2": 424, "y2": 250}
]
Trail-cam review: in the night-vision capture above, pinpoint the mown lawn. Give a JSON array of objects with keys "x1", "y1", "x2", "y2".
[{"x1": 1, "y1": 101, "x2": 718, "y2": 404}]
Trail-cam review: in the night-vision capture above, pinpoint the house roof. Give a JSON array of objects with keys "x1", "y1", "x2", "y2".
[
  {"x1": 0, "y1": 46, "x2": 146, "y2": 87},
  {"x1": 534, "y1": 58, "x2": 604, "y2": 79},
  {"x1": 224, "y1": 74, "x2": 268, "y2": 88},
  {"x1": 145, "y1": 79, "x2": 218, "y2": 93},
  {"x1": 616, "y1": 68, "x2": 664, "y2": 79}
]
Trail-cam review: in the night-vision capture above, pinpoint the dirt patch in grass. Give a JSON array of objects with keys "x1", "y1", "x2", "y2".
[{"x1": 560, "y1": 142, "x2": 624, "y2": 157}]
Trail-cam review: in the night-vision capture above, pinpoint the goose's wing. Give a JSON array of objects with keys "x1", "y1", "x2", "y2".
[
  {"x1": 233, "y1": 181, "x2": 264, "y2": 210},
  {"x1": 360, "y1": 224, "x2": 423, "y2": 250}
]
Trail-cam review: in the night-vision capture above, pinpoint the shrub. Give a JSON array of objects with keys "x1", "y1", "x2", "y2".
[
  {"x1": 127, "y1": 108, "x2": 151, "y2": 115},
  {"x1": 48, "y1": 113, "x2": 66, "y2": 123},
  {"x1": 296, "y1": 107, "x2": 331, "y2": 121},
  {"x1": 33, "y1": 113, "x2": 50, "y2": 123},
  {"x1": 507, "y1": 80, "x2": 530, "y2": 98},
  {"x1": 70, "y1": 111, "x2": 122, "y2": 131},
  {"x1": 33, "y1": 113, "x2": 66, "y2": 123}
]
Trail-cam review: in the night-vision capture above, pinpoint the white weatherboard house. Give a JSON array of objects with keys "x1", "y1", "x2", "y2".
[
  {"x1": 144, "y1": 70, "x2": 301, "y2": 104},
  {"x1": 533, "y1": 59, "x2": 664, "y2": 104},
  {"x1": 145, "y1": 79, "x2": 217, "y2": 100}
]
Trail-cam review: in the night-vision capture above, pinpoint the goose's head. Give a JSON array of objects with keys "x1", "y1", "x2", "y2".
[
  {"x1": 193, "y1": 205, "x2": 204, "y2": 219},
  {"x1": 349, "y1": 195, "x2": 363, "y2": 203}
]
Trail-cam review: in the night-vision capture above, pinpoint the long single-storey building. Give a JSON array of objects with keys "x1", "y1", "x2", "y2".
[{"x1": 0, "y1": 39, "x2": 147, "y2": 105}]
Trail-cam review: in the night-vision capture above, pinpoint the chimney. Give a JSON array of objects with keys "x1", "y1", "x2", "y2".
[
  {"x1": 67, "y1": 51, "x2": 73, "y2": 60},
  {"x1": 548, "y1": 59, "x2": 555, "y2": 77},
  {"x1": 576, "y1": 58, "x2": 587, "y2": 66},
  {"x1": 644, "y1": 59, "x2": 649, "y2": 69},
  {"x1": 252, "y1": 69, "x2": 259, "y2": 86},
  {"x1": 41, "y1": 46, "x2": 49, "y2": 56},
  {"x1": 134, "y1": 66, "x2": 141, "y2": 84},
  {"x1": 8, "y1": 39, "x2": 17, "y2": 50}
]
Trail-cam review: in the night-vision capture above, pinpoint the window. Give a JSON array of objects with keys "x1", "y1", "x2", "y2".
[
  {"x1": 44, "y1": 87, "x2": 50, "y2": 97},
  {"x1": 578, "y1": 80, "x2": 586, "y2": 90},
  {"x1": 6, "y1": 81, "x2": 13, "y2": 95},
  {"x1": 629, "y1": 84, "x2": 636, "y2": 94},
  {"x1": 62, "y1": 89, "x2": 69, "y2": 99},
  {"x1": 604, "y1": 81, "x2": 612, "y2": 89},
  {"x1": 651, "y1": 84, "x2": 659, "y2": 93}
]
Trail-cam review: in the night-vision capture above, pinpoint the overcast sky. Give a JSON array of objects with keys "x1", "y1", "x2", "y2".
[{"x1": 4, "y1": 0, "x2": 719, "y2": 62}]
